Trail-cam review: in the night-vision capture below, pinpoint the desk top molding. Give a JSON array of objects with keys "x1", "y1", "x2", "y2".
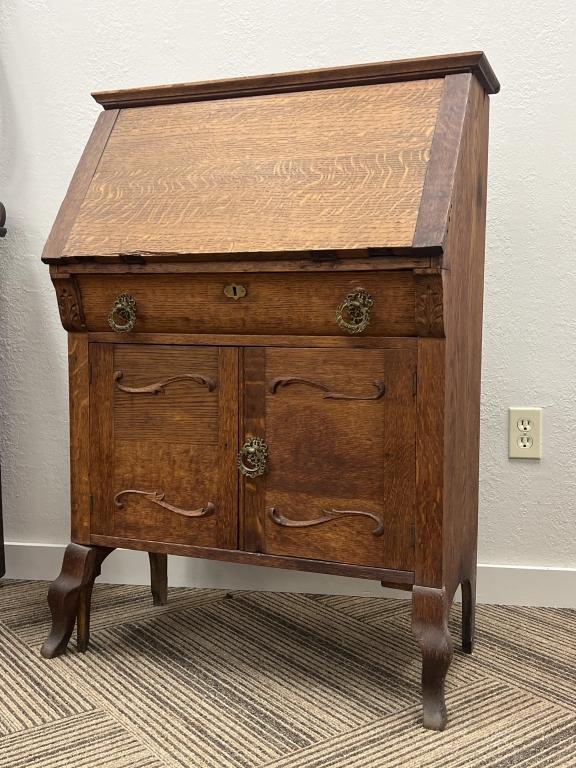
[{"x1": 92, "y1": 51, "x2": 499, "y2": 109}]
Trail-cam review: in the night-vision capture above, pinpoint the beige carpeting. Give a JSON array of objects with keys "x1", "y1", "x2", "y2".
[{"x1": 0, "y1": 578, "x2": 575, "y2": 767}]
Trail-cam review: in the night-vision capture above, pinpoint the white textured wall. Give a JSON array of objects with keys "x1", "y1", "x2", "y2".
[{"x1": 1, "y1": 1, "x2": 575, "y2": 580}]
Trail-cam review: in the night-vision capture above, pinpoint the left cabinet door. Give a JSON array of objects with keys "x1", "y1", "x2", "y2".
[{"x1": 89, "y1": 344, "x2": 239, "y2": 549}]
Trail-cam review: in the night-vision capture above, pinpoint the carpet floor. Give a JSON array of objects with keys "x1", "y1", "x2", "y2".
[{"x1": 0, "y1": 579, "x2": 574, "y2": 767}]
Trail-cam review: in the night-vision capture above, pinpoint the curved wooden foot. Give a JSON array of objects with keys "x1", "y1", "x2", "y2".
[
  {"x1": 461, "y1": 572, "x2": 476, "y2": 654},
  {"x1": 412, "y1": 586, "x2": 454, "y2": 731},
  {"x1": 41, "y1": 543, "x2": 113, "y2": 659},
  {"x1": 149, "y1": 553, "x2": 168, "y2": 606}
]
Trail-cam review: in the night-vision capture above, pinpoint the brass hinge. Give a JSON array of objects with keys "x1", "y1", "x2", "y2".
[{"x1": 412, "y1": 371, "x2": 418, "y2": 396}]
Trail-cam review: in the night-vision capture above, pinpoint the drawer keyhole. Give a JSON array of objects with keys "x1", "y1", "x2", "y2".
[{"x1": 224, "y1": 283, "x2": 247, "y2": 300}]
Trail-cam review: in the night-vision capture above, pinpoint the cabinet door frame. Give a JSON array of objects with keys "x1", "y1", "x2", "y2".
[
  {"x1": 88, "y1": 342, "x2": 239, "y2": 549},
  {"x1": 241, "y1": 345, "x2": 417, "y2": 569}
]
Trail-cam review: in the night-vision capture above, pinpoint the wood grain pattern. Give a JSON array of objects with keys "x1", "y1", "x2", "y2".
[
  {"x1": 244, "y1": 347, "x2": 417, "y2": 569},
  {"x1": 68, "y1": 334, "x2": 91, "y2": 543},
  {"x1": 441, "y1": 77, "x2": 489, "y2": 613},
  {"x1": 415, "y1": 338, "x2": 445, "y2": 586},
  {"x1": 89, "y1": 344, "x2": 115, "y2": 535},
  {"x1": 89, "y1": 533, "x2": 415, "y2": 585},
  {"x1": 92, "y1": 51, "x2": 499, "y2": 109},
  {"x1": 413, "y1": 74, "x2": 472, "y2": 248},
  {"x1": 65, "y1": 79, "x2": 443, "y2": 258},
  {"x1": 77, "y1": 272, "x2": 417, "y2": 336},
  {"x1": 42, "y1": 110, "x2": 119, "y2": 262}
]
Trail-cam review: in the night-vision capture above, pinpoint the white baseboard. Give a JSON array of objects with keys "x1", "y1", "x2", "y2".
[{"x1": 3, "y1": 542, "x2": 576, "y2": 607}]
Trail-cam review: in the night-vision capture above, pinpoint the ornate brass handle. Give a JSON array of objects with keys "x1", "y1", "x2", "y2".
[
  {"x1": 237, "y1": 437, "x2": 268, "y2": 478},
  {"x1": 336, "y1": 288, "x2": 373, "y2": 334},
  {"x1": 108, "y1": 293, "x2": 137, "y2": 333}
]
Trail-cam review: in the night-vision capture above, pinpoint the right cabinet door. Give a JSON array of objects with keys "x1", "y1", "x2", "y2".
[{"x1": 242, "y1": 347, "x2": 416, "y2": 570}]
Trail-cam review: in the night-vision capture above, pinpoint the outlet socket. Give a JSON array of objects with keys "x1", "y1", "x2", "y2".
[{"x1": 508, "y1": 407, "x2": 542, "y2": 459}]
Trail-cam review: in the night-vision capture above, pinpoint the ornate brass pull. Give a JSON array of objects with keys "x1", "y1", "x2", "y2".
[
  {"x1": 237, "y1": 437, "x2": 268, "y2": 478},
  {"x1": 336, "y1": 288, "x2": 373, "y2": 334},
  {"x1": 269, "y1": 507, "x2": 384, "y2": 536},
  {"x1": 108, "y1": 293, "x2": 137, "y2": 333},
  {"x1": 114, "y1": 489, "x2": 215, "y2": 518}
]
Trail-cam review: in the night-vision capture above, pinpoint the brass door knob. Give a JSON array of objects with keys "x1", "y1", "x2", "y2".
[
  {"x1": 237, "y1": 437, "x2": 268, "y2": 478},
  {"x1": 108, "y1": 294, "x2": 137, "y2": 333},
  {"x1": 336, "y1": 288, "x2": 373, "y2": 334}
]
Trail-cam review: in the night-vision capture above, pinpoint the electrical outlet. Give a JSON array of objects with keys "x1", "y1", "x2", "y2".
[{"x1": 508, "y1": 407, "x2": 542, "y2": 459}]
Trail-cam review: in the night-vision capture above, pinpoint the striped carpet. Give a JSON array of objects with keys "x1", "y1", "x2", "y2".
[{"x1": 0, "y1": 579, "x2": 575, "y2": 767}]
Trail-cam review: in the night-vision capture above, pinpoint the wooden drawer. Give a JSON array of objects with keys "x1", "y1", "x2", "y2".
[{"x1": 77, "y1": 271, "x2": 416, "y2": 336}]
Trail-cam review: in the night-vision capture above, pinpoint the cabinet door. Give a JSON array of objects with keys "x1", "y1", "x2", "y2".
[
  {"x1": 90, "y1": 344, "x2": 238, "y2": 548},
  {"x1": 242, "y1": 347, "x2": 416, "y2": 569}
]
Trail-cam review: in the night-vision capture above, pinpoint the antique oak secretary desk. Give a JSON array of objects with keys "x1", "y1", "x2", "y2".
[{"x1": 40, "y1": 52, "x2": 499, "y2": 731}]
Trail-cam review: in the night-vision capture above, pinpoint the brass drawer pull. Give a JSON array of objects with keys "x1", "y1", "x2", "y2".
[
  {"x1": 108, "y1": 293, "x2": 137, "y2": 333},
  {"x1": 237, "y1": 437, "x2": 268, "y2": 478},
  {"x1": 336, "y1": 288, "x2": 373, "y2": 334},
  {"x1": 269, "y1": 507, "x2": 384, "y2": 536},
  {"x1": 114, "y1": 489, "x2": 215, "y2": 518}
]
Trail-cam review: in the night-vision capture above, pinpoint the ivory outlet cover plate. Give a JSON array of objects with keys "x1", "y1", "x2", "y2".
[{"x1": 508, "y1": 407, "x2": 542, "y2": 459}]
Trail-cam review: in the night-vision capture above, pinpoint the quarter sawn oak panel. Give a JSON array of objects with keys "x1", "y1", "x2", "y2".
[
  {"x1": 65, "y1": 79, "x2": 443, "y2": 257},
  {"x1": 89, "y1": 344, "x2": 238, "y2": 548},
  {"x1": 243, "y1": 347, "x2": 417, "y2": 569}
]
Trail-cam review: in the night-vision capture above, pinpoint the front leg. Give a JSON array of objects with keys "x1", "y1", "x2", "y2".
[
  {"x1": 412, "y1": 586, "x2": 454, "y2": 731},
  {"x1": 41, "y1": 543, "x2": 113, "y2": 659}
]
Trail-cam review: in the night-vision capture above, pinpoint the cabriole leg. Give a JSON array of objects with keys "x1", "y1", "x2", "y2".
[
  {"x1": 41, "y1": 543, "x2": 113, "y2": 659},
  {"x1": 412, "y1": 585, "x2": 454, "y2": 731}
]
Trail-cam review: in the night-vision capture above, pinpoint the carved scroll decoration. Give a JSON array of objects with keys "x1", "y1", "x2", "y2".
[
  {"x1": 268, "y1": 377, "x2": 385, "y2": 400},
  {"x1": 414, "y1": 271, "x2": 444, "y2": 337},
  {"x1": 268, "y1": 507, "x2": 384, "y2": 536},
  {"x1": 114, "y1": 371, "x2": 216, "y2": 395},
  {"x1": 114, "y1": 490, "x2": 215, "y2": 518},
  {"x1": 53, "y1": 276, "x2": 86, "y2": 332}
]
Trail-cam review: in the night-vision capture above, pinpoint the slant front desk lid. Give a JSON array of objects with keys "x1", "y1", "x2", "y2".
[{"x1": 42, "y1": 52, "x2": 499, "y2": 264}]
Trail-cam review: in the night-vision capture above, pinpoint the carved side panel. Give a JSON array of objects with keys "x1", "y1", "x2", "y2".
[
  {"x1": 414, "y1": 270, "x2": 444, "y2": 337},
  {"x1": 52, "y1": 274, "x2": 86, "y2": 332}
]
